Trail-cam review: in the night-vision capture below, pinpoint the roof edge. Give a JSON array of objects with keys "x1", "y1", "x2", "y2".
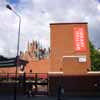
[{"x1": 50, "y1": 22, "x2": 88, "y2": 25}]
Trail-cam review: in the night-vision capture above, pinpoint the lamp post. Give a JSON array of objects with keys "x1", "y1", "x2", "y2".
[{"x1": 6, "y1": 4, "x2": 21, "y2": 100}]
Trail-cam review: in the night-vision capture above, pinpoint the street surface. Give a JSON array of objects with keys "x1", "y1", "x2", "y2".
[{"x1": 0, "y1": 93, "x2": 100, "y2": 100}]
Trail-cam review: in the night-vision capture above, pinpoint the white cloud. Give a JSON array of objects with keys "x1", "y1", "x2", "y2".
[
  {"x1": 0, "y1": 0, "x2": 100, "y2": 57},
  {"x1": 97, "y1": 4, "x2": 100, "y2": 10}
]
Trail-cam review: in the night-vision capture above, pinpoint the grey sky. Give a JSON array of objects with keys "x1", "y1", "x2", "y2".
[{"x1": 0, "y1": 0, "x2": 100, "y2": 57}]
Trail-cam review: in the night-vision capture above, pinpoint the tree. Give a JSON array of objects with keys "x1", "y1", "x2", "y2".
[{"x1": 89, "y1": 41, "x2": 100, "y2": 71}]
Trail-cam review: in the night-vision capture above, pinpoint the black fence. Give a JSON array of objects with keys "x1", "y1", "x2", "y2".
[
  {"x1": 0, "y1": 73, "x2": 48, "y2": 95},
  {"x1": 0, "y1": 73, "x2": 48, "y2": 81}
]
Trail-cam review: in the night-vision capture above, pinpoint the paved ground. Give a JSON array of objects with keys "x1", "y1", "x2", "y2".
[{"x1": 0, "y1": 93, "x2": 100, "y2": 100}]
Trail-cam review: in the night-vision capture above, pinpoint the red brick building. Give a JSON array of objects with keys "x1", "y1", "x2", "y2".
[{"x1": 50, "y1": 23, "x2": 91, "y2": 75}]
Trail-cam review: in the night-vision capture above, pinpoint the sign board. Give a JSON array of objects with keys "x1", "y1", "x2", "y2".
[
  {"x1": 79, "y1": 56, "x2": 87, "y2": 62},
  {"x1": 74, "y1": 27, "x2": 87, "y2": 51}
]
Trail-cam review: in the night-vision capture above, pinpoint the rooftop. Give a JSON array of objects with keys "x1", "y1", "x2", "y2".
[{"x1": 50, "y1": 22, "x2": 88, "y2": 25}]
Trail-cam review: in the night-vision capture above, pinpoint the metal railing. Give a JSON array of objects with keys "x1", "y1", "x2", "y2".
[
  {"x1": 0, "y1": 73, "x2": 49, "y2": 95},
  {"x1": 0, "y1": 73, "x2": 48, "y2": 82}
]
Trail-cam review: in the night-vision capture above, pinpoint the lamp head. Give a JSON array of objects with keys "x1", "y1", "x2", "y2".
[{"x1": 6, "y1": 4, "x2": 12, "y2": 10}]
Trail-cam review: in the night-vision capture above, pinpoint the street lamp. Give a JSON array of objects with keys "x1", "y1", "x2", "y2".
[
  {"x1": 6, "y1": 4, "x2": 21, "y2": 64},
  {"x1": 6, "y1": 4, "x2": 21, "y2": 100}
]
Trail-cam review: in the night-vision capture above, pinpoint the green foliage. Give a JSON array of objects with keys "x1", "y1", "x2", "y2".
[{"x1": 89, "y1": 41, "x2": 100, "y2": 71}]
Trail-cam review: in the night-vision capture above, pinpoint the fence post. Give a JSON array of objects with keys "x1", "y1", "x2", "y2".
[{"x1": 35, "y1": 73, "x2": 38, "y2": 93}]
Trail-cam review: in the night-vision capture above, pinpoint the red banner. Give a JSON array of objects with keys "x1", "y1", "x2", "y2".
[{"x1": 73, "y1": 27, "x2": 87, "y2": 51}]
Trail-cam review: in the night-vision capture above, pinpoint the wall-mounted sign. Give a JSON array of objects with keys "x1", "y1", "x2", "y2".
[
  {"x1": 79, "y1": 56, "x2": 87, "y2": 63},
  {"x1": 73, "y1": 27, "x2": 87, "y2": 51}
]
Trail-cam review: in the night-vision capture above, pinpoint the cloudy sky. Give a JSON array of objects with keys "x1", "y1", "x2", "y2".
[{"x1": 0, "y1": 0, "x2": 100, "y2": 57}]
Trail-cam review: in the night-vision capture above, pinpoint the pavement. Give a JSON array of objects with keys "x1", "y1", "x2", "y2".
[{"x1": 0, "y1": 94, "x2": 100, "y2": 100}]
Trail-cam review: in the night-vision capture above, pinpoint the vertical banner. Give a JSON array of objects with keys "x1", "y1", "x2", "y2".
[{"x1": 73, "y1": 27, "x2": 87, "y2": 51}]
